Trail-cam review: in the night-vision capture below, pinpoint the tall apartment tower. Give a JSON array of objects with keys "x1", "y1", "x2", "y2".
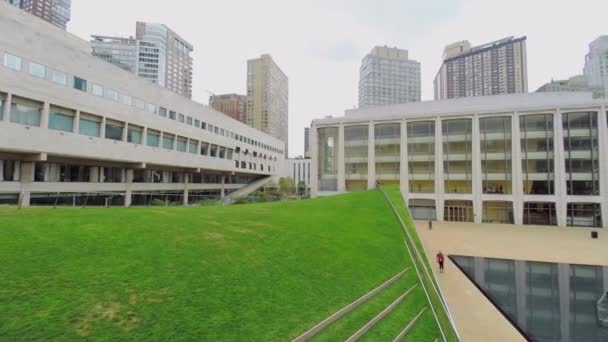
[
  {"x1": 209, "y1": 94, "x2": 247, "y2": 123},
  {"x1": 583, "y1": 36, "x2": 608, "y2": 99},
  {"x1": 4, "y1": 0, "x2": 70, "y2": 30},
  {"x1": 358, "y1": 46, "x2": 421, "y2": 108},
  {"x1": 304, "y1": 127, "x2": 310, "y2": 158},
  {"x1": 434, "y1": 36, "x2": 528, "y2": 100},
  {"x1": 91, "y1": 22, "x2": 193, "y2": 98},
  {"x1": 246, "y1": 54, "x2": 289, "y2": 155}
]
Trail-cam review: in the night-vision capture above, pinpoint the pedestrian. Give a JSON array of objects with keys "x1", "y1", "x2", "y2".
[
  {"x1": 436, "y1": 251, "x2": 445, "y2": 273},
  {"x1": 428, "y1": 220, "x2": 432, "y2": 230}
]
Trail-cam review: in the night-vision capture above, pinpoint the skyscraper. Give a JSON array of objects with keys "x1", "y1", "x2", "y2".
[
  {"x1": 434, "y1": 36, "x2": 528, "y2": 100},
  {"x1": 583, "y1": 36, "x2": 608, "y2": 99},
  {"x1": 358, "y1": 46, "x2": 421, "y2": 108},
  {"x1": 91, "y1": 22, "x2": 193, "y2": 98},
  {"x1": 304, "y1": 127, "x2": 310, "y2": 158},
  {"x1": 4, "y1": 0, "x2": 70, "y2": 30},
  {"x1": 246, "y1": 54, "x2": 289, "y2": 155},
  {"x1": 209, "y1": 94, "x2": 247, "y2": 123}
]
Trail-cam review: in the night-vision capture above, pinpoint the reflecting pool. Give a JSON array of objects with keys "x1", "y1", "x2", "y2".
[{"x1": 451, "y1": 255, "x2": 608, "y2": 342}]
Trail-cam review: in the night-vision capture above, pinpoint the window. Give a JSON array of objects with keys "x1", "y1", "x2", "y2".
[
  {"x1": 147, "y1": 130, "x2": 160, "y2": 147},
  {"x1": 73, "y1": 77, "x2": 87, "y2": 92},
  {"x1": 214, "y1": 126, "x2": 219, "y2": 134},
  {"x1": 48, "y1": 106, "x2": 73, "y2": 132},
  {"x1": 227, "y1": 149, "x2": 233, "y2": 160},
  {"x1": 176, "y1": 137, "x2": 187, "y2": 152},
  {"x1": 194, "y1": 119, "x2": 200, "y2": 127},
  {"x1": 201, "y1": 121, "x2": 206, "y2": 130},
  {"x1": 189, "y1": 140, "x2": 198, "y2": 154},
  {"x1": 105, "y1": 120, "x2": 123, "y2": 141},
  {"x1": 209, "y1": 145, "x2": 217, "y2": 157},
  {"x1": 79, "y1": 114, "x2": 101, "y2": 137},
  {"x1": 169, "y1": 111, "x2": 176, "y2": 120},
  {"x1": 567, "y1": 203, "x2": 602, "y2": 227},
  {"x1": 92, "y1": 84, "x2": 104, "y2": 97},
  {"x1": 120, "y1": 93, "x2": 132, "y2": 106},
  {"x1": 219, "y1": 146, "x2": 226, "y2": 159},
  {"x1": 186, "y1": 117, "x2": 193, "y2": 125},
  {"x1": 147, "y1": 103, "x2": 156, "y2": 114},
  {"x1": 10, "y1": 97, "x2": 41, "y2": 127},
  {"x1": 162, "y1": 134, "x2": 174, "y2": 150},
  {"x1": 178, "y1": 113, "x2": 185, "y2": 123},
  {"x1": 127, "y1": 125, "x2": 143, "y2": 144},
  {"x1": 0, "y1": 94, "x2": 4, "y2": 120},
  {"x1": 200, "y1": 142, "x2": 208, "y2": 155},
  {"x1": 3, "y1": 53, "x2": 21, "y2": 71},
  {"x1": 134, "y1": 98, "x2": 145, "y2": 109},
  {"x1": 159, "y1": 107, "x2": 167, "y2": 117},
  {"x1": 29, "y1": 62, "x2": 46, "y2": 78},
  {"x1": 107, "y1": 89, "x2": 119, "y2": 102},
  {"x1": 51, "y1": 70, "x2": 67, "y2": 85}
]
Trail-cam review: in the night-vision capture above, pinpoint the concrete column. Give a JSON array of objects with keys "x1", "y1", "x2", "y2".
[
  {"x1": 310, "y1": 124, "x2": 319, "y2": 197},
  {"x1": 400, "y1": 120, "x2": 409, "y2": 199},
  {"x1": 89, "y1": 166, "x2": 100, "y2": 183},
  {"x1": 73, "y1": 110, "x2": 80, "y2": 133},
  {"x1": 13, "y1": 161, "x2": 20, "y2": 181},
  {"x1": 367, "y1": 122, "x2": 376, "y2": 189},
  {"x1": 0, "y1": 160, "x2": 3, "y2": 181},
  {"x1": 435, "y1": 117, "x2": 445, "y2": 221},
  {"x1": 220, "y1": 175, "x2": 225, "y2": 199},
  {"x1": 142, "y1": 127, "x2": 148, "y2": 145},
  {"x1": 124, "y1": 168, "x2": 133, "y2": 207},
  {"x1": 472, "y1": 115, "x2": 482, "y2": 224},
  {"x1": 337, "y1": 124, "x2": 345, "y2": 192},
  {"x1": 183, "y1": 172, "x2": 189, "y2": 206},
  {"x1": 40, "y1": 102, "x2": 50, "y2": 128},
  {"x1": 19, "y1": 161, "x2": 35, "y2": 207},
  {"x1": 597, "y1": 105, "x2": 608, "y2": 228},
  {"x1": 511, "y1": 113, "x2": 524, "y2": 225},
  {"x1": 2, "y1": 93, "x2": 11, "y2": 122},
  {"x1": 122, "y1": 123, "x2": 128, "y2": 142},
  {"x1": 554, "y1": 110, "x2": 567, "y2": 227},
  {"x1": 100, "y1": 117, "x2": 106, "y2": 139}
]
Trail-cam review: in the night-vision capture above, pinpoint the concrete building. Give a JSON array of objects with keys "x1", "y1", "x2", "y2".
[
  {"x1": 0, "y1": 3, "x2": 285, "y2": 207},
  {"x1": 358, "y1": 46, "x2": 421, "y2": 108},
  {"x1": 434, "y1": 37, "x2": 528, "y2": 100},
  {"x1": 536, "y1": 75, "x2": 591, "y2": 94},
  {"x1": 304, "y1": 127, "x2": 311, "y2": 158},
  {"x1": 90, "y1": 22, "x2": 193, "y2": 98},
  {"x1": 246, "y1": 54, "x2": 289, "y2": 155},
  {"x1": 584, "y1": 36, "x2": 608, "y2": 99},
  {"x1": 4, "y1": 0, "x2": 71, "y2": 30},
  {"x1": 287, "y1": 158, "x2": 311, "y2": 192},
  {"x1": 311, "y1": 92, "x2": 608, "y2": 228},
  {"x1": 209, "y1": 94, "x2": 247, "y2": 124}
]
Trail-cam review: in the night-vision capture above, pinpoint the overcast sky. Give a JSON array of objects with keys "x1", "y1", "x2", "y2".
[{"x1": 69, "y1": 0, "x2": 608, "y2": 157}]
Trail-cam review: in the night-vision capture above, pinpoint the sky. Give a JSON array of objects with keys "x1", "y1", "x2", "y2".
[{"x1": 69, "y1": 0, "x2": 608, "y2": 158}]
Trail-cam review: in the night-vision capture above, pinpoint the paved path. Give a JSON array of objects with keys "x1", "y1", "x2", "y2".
[{"x1": 413, "y1": 220, "x2": 607, "y2": 342}]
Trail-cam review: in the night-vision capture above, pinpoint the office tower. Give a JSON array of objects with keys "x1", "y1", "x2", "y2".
[
  {"x1": 246, "y1": 54, "x2": 289, "y2": 155},
  {"x1": 535, "y1": 75, "x2": 592, "y2": 94},
  {"x1": 4, "y1": 0, "x2": 70, "y2": 30},
  {"x1": 434, "y1": 37, "x2": 528, "y2": 100},
  {"x1": 304, "y1": 127, "x2": 310, "y2": 158},
  {"x1": 91, "y1": 22, "x2": 193, "y2": 98},
  {"x1": 358, "y1": 46, "x2": 421, "y2": 108},
  {"x1": 209, "y1": 94, "x2": 247, "y2": 123},
  {"x1": 584, "y1": 36, "x2": 608, "y2": 99}
]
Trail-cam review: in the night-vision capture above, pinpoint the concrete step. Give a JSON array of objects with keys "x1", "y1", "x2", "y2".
[{"x1": 392, "y1": 306, "x2": 428, "y2": 341}]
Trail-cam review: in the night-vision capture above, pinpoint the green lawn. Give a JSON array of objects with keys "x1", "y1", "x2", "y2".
[{"x1": 0, "y1": 191, "x2": 416, "y2": 341}]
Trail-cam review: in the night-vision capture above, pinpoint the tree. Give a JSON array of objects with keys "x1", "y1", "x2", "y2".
[
  {"x1": 278, "y1": 177, "x2": 296, "y2": 195},
  {"x1": 297, "y1": 181, "x2": 307, "y2": 195}
]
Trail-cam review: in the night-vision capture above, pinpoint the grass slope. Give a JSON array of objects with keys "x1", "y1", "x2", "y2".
[{"x1": 0, "y1": 191, "x2": 409, "y2": 341}]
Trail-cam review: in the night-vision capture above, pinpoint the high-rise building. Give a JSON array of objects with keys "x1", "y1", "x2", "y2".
[
  {"x1": 91, "y1": 22, "x2": 193, "y2": 98},
  {"x1": 209, "y1": 94, "x2": 247, "y2": 123},
  {"x1": 434, "y1": 36, "x2": 528, "y2": 100},
  {"x1": 4, "y1": 0, "x2": 71, "y2": 30},
  {"x1": 535, "y1": 75, "x2": 594, "y2": 94},
  {"x1": 304, "y1": 127, "x2": 310, "y2": 158},
  {"x1": 246, "y1": 54, "x2": 289, "y2": 156},
  {"x1": 358, "y1": 46, "x2": 421, "y2": 108},
  {"x1": 584, "y1": 36, "x2": 608, "y2": 99}
]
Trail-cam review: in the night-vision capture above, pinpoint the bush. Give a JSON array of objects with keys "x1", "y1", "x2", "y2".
[{"x1": 233, "y1": 196, "x2": 249, "y2": 205}]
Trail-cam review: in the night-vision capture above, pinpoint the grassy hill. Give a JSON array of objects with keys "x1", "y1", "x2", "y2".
[{"x1": 0, "y1": 190, "x2": 422, "y2": 341}]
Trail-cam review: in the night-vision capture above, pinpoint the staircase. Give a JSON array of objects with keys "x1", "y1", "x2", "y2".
[{"x1": 222, "y1": 176, "x2": 273, "y2": 204}]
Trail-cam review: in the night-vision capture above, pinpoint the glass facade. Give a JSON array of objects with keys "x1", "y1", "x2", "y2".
[
  {"x1": 480, "y1": 117, "x2": 511, "y2": 194},
  {"x1": 105, "y1": 121, "x2": 123, "y2": 141},
  {"x1": 444, "y1": 200, "x2": 474, "y2": 222},
  {"x1": 408, "y1": 199, "x2": 436, "y2": 220},
  {"x1": 10, "y1": 98, "x2": 41, "y2": 127},
  {"x1": 407, "y1": 121, "x2": 435, "y2": 193},
  {"x1": 127, "y1": 126, "x2": 142, "y2": 144},
  {"x1": 163, "y1": 134, "x2": 175, "y2": 150},
  {"x1": 146, "y1": 130, "x2": 160, "y2": 147},
  {"x1": 318, "y1": 127, "x2": 339, "y2": 191},
  {"x1": 375, "y1": 123, "x2": 400, "y2": 186},
  {"x1": 79, "y1": 115, "x2": 100, "y2": 137},
  {"x1": 567, "y1": 203, "x2": 602, "y2": 227},
  {"x1": 523, "y1": 202, "x2": 557, "y2": 226},
  {"x1": 526, "y1": 262, "x2": 561, "y2": 340},
  {"x1": 443, "y1": 119, "x2": 472, "y2": 193},
  {"x1": 344, "y1": 125, "x2": 368, "y2": 191},
  {"x1": 520, "y1": 114, "x2": 554, "y2": 195},
  {"x1": 563, "y1": 112, "x2": 600, "y2": 196},
  {"x1": 48, "y1": 107, "x2": 73, "y2": 132},
  {"x1": 482, "y1": 201, "x2": 514, "y2": 224}
]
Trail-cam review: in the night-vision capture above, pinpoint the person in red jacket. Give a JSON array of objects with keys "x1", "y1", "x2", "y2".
[{"x1": 436, "y1": 251, "x2": 445, "y2": 273}]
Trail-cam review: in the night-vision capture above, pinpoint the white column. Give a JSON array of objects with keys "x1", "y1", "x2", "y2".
[
  {"x1": 511, "y1": 112, "x2": 524, "y2": 225},
  {"x1": 19, "y1": 161, "x2": 35, "y2": 207},
  {"x1": 73, "y1": 110, "x2": 80, "y2": 133},
  {"x1": 100, "y1": 117, "x2": 106, "y2": 139},
  {"x1": 0, "y1": 160, "x2": 3, "y2": 181},
  {"x1": 400, "y1": 120, "x2": 409, "y2": 199},
  {"x1": 124, "y1": 169, "x2": 133, "y2": 207},
  {"x1": 183, "y1": 172, "x2": 189, "y2": 206},
  {"x1": 367, "y1": 122, "x2": 375, "y2": 189},
  {"x1": 40, "y1": 102, "x2": 50, "y2": 128},
  {"x1": 122, "y1": 123, "x2": 129, "y2": 142},
  {"x1": 337, "y1": 124, "x2": 345, "y2": 192},
  {"x1": 310, "y1": 124, "x2": 319, "y2": 197},
  {"x1": 2, "y1": 93, "x2": 11, "y2": 122},
  {"x1": 435, "y1": 117, "x2": 444, "y2": 221},
  {"x1": 89, "y1": 167, "x2": 100, "y2": 183},
  {"x1": 597, "y1": 105, "x2": 608, "y2": 228},
  {"x1": 13, "y1": 161, "x2": 20, "y2": 181},
  {"x1": 554, "y1": 110, "x2": 567, "y2": 227},
  {"x1": 472, "y1": 115, "x2": 482, "y2": 224}
]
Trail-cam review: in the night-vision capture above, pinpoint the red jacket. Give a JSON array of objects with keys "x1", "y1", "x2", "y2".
[{"x1": 436, "y1": 253, "x2": 444, "y2": 263}]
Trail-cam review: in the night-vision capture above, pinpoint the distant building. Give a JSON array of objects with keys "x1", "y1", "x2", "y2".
[
  {"x1": 536, "y1": 75, "x2": 593, "y2": 94},
  {"x1": 434, "y1": 36, "x2": 528, "y2": 100},
  {"x1": 287, "y1": 158, "x2": 311, "y2": 191},
  {"x1": 584, "y1": 36, "x2": 608, "y2": 99},
  {"x1": 358, "y1": 46, "x2": 421, "y2": 108},
  {"x1": 304, "y1": 127, "x2": 310, "y2": 158},
  {"x1": 4, "y1": 0, "x2": 71, "y2": 30},
  {"x1": 91, "y1": 22, "x2": 193, "y2": 98},
  {"x1": 246, "y1": 54, "x2": 289, "y2": 155},
  {"x1": 209, "y1": 94, "x2": 247, "y2": 123}
]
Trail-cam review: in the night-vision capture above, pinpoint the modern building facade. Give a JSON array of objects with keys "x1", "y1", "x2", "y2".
[
  {"x1": 536, "y1": 75, "x2": 591, "y2": 94},
  {"x1": 209, "y1": 94, "x2": 247, "y2": 123},
  {"x1": 91, "y1": 22, "x2": 193, "y2": 98},
  {"x1": 584, "y1": 36, "x2": 608, "y2": 99},
  {"x1": 358, "y1": 46, "x2": 421, "y2": 108},
  {"x1": 287, "y1": 158, "x2": 311, "y2": 191},
  {"x1": 0, "y1": 3, "x2": 285, "y2": 207},
  {"x1": 311, "y1": 92, "x2": 608, "y2": 228},
  {"x1": 304, "y1": 127, "x2": 311, "y2": 158},
  {"x1": 434, "y1": 37, "x2": 528, "y2": 100},
  {"x1": 246, "y1": 54, "x2": 289, "y2": 155},
  {"x1": 4, "y1": 0, "x2": 71, "y2": 30}
]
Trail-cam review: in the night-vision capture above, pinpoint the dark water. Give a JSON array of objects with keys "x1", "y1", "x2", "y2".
[{"x1": 451, "y1": 255, "x2": 608, "y2": 342}]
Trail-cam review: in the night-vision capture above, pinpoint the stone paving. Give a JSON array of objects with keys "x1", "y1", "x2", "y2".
[{"x1": 413, "y1": 220, "x2": 607, "y2": 342}]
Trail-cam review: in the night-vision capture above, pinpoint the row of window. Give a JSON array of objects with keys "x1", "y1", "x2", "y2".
[{"x1": 1, "y1": 50, "x2": 283, "y2": 156}]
